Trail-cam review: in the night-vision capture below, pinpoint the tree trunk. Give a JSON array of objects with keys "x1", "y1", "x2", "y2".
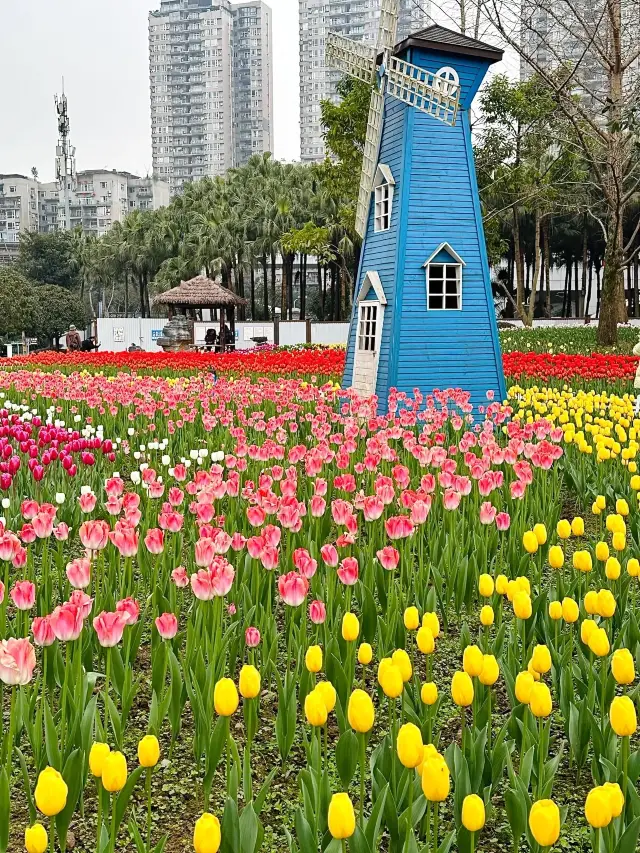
[
  {"x1": 586, "y1": 259, "x2": 593, "y2": 319},
  {"x1": 513, "y1": 209, "x2": 526, "y2": 321},
  {"x1": 300, "y1": 254, "x2": 307, "y2": 321},
  {"x1": 596, "y1": 261, "x2": 602, "y2": 318},
  {"x1": 281, "y1": 257, "x2": 287, "y2": 320},
  {"x1": 250, "y1": 264, "x2": 256, "y2": 321},
  {"x1": 598, "y1": 232, "x2": 625, "y2": 345},
  {"x1": 562, "y1": 265, "x2": 569, "y2": 318},
  {"x1": 581, "y1": 222, "x2": 588, "y2": 318},
  {"x1": 526, "y1": 209, "x2": 542, "y2": 325},
  {"x1": 574, "y1": 259, "x2": 580, "y2": 318},
  {"x1": 270, "y1": 251, "x2": 276, "y2": 323},
  {"x1": 139, "y1": 275, "x2": 146, "y2": 319},
  {"x1": 319, "y1": 262, "x2": 325, "y2": 320},
  {"x1": 635, "y1": 259, "x2": 639, "y2": 319},
  {"x1": 543, "y1": 220, "x2": 551, "y2": 318},
  {"x1": 124, "y1": 273, "x2": 129, "y2": 318},
  {"x1": 261, "y1": 256, "x2": 268, "y2": 320}
]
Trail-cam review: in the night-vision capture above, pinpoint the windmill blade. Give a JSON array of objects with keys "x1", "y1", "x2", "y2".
[
  {"x1": 355, "y1": 88, "x2": 385, "y2": 238},
  {"x1": 386, "y1": 56, "x2": 461, "y2": 126},
  {"x1": 377, "y1": 0, "x2": 399, "y2": 51},
  {"x1": 325, "y1": 32, "x2": 377, "y2": 84}
]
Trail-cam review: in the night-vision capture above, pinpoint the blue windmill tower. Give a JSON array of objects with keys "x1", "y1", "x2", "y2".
[{"x1": 327, "y1": 9, "x2": 506, "y2": 412}]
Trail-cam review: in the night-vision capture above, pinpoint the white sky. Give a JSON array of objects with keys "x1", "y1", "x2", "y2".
[{"x1": 0, "y1": 0, "x2": 517, "y2": 182}]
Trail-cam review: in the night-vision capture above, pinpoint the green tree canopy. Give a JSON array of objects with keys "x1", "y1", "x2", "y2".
[{"x1": 17, "y1": 231, "x2": 80, "y2": 289}]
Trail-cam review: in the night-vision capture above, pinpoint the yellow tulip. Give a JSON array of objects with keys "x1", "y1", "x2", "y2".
[
  {"x1": 421, "y1": 682, "x2": 438, "y2": 705},
  {"x1": 584, "y1": 591, "x2": 599, "y2": 615},
  {"x1": 214, "y1": 678, "x2": 239, "y2": 716},
  {"x1": 529, "y1": 800, "x2": 560, "y2": 847},
  {"x1": 341, "y1": 612, "x2": 360, "y2": 642},
  {"x1": 613, "y1": 531, "x2": 626, "y2": 551},
  {"x1": 533, "y1": 523, "x2": 547, "y2": 545},
  {"x1": 396, "y1": 723, "x2": 424, "y2": 768},
  {"x1": 193, "y1": 813, "x2": 221, "y2": 853},
  {"x1": 515, "y1": 671, "x2": 535, "y2": 704},
  {"x1": 403, "y1": 606, "x2": 419, "y2": 630},
  {"x1": 327, "y1": 793, "x2": 356, "y2": 839},
  {"x1": 479, "y1": 655, "x2": 499, "y2": 686},
  {"x1": 596, "y1": 495, "x2": 606, "y2": 510},
  {"x1": 548, "y1": 600, "x2": 562, "y2": 621},
  {"x1": 89, "y1": 742, "x2": 110, "y2": 778},
  {"x1": 34, "y1": 767, "x2": 68, "y2": 817},
  {"x1": 611, "y1": 648, "x2": 635, "y2": 685},
  {"x1": 102, "y1": 751, "x2": 128, "y2": 794},
  {"x1": 305, "y1": 688, "x2": 328, "y2": 727},
  {"x1": 529, "y1": 682, "x2": 552, "y2": 718},
  {"x1": 462, "y1": 644, "x2": 484, "y2": 677},
  {"x1": 416, "y1": 625, "x2": 435, "y2": 654},
  {"x1": 588, "y1": 627, "x2": 610, "y2": 658},
  {"x1": 610, "y1": 695, "x2": 637, "y2": 736},
  {"x1": 421, "y1": 755, "x2": 450, "y2": 802},
  {"x1": 627, "y1": 558, "x2": 640, "y2": 577},
  {"x1": 584, "y1": 786, "x2": 612, "y2": 828},
  {"x1": 513, "y1": 591, "x2": 532, "y2": 620},
  {"x1": 392, "y1": 648, "x2": 412, "y2": 682},
  {"x1": 495, "y1": 574, "x2": 509, "y2": 595},
  {"x1": 595, "y1": 541, "x2": 610, "y2": 562},
  {"x1": 451, "y1": 671, "x2": 474, "y2": 707},
  {"x1": 138, "y1": 735, "x2": 160, "y2": 768},
  {"x1": 602, "y1": 782, "x2": 624, "y2": 818},
  {"x1": 24, "y1": 824, "x2": 48, "y2": 853},
  {"x1": 380, "y1": 662, "x2": 404, "y2": 698},
  {"x1": 422, "y1": 612, "x2": 440, "y2": 638},
  {"x1": 616, "y1": 498, "x2": 629, "y2": 516},
  {"x1": 478, "y1": 574, "x2": 494, "y2": 597},
  {"x1": 556, "y1": 519, "x2": 571, "y2": 539},
  {"x1": 548, "y1": 546, "x2": 564, "y2": 569},
  {"x1": 605, "y1": 557, "x2": 621, "y2": 580},
  {"x1": 461, "y1": 794, "x2": 485, "y2": 832},
  {"x1": 347, "y1": 689, "x2": 375, "y2": 733},
  {"x1": 357, "y1": 642, "x2": 373, "y2": 665},
  {"x1": 561, "y1": 597, "x2": 579, "y2": 624},
  {"x1": 239, "y1": 664, "x2": 261, "y2": 699},
  {"x1": 597, "y1": 589, "x2": 616, "y2": 618},
  {"x1": 573, "y1": 550, "x2": 593, "y2": 573},
  {"x1": 480, "y1": 605, "x2": 494, "y2": 626},
  {"x1": 523, "y1": 530, "x2": 538, "y2": 554},
  {"x1": 571, "y1": 517, "x2": 585, "y2": 536},
  {"x1": 305, "y1": 645, "x2": 323, "y2": 674},
  {"x1": 316, "y1": 681, "x2": 337, "y2": 713},
  {"x1": 531, "y1": 645, "x2": 551, "y2": 675}
]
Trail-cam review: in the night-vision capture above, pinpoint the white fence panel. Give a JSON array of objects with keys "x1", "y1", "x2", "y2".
[
  {"x1": 312, "y1": 323, "x2": 349, "y2": 345},
  {"x1": 97, "y1": 319, "x2": 166, "y2": 352}
]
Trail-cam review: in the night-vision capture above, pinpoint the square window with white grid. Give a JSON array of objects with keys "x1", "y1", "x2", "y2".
[
  {"x1": 427, "y1": 263, "x2": 461, "y2": 310},
  {"x1": 358, "y1": 303, "x2": 378, "y2": 351}
]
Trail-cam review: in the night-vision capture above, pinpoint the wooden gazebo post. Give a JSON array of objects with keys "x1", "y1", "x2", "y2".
[
  {"x1": 229, "y1": 307, "x2": 236, "y2": 350},
  {"x1": 219, "y1": 307, "x2": 225, "y2": 352}
]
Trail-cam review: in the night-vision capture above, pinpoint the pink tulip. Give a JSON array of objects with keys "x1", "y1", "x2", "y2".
[
  {"x1": 123, "y1": 492, "x2": 141, "y2": 511},
  {"x1": 50, "y1": 603, "x2": 84, "y2": 642},
  {"x1": 32, "y1": 616, "x2": 55, "y2": 647},
  {"x1": 68, "y1": 590, "x2": 93, "y2": 619},
  {"x1": 479, "y1": 502, "x2": 497, "y2": 525},
  {"x1": 53, "y1": 523, "x2": 70, "y2": 541},
  {"x1": 230, "y1": 532, "x2": 246, "y2": 551},
  {"x1": 31, "y1": 512, "x2": 54, "y2": 539},
  {"x1": 337, "y1": 557, "x2": 359, "y2": 586},
  {"x1": 155, "y1": 612, "x2": 178, "y2": 639},
  {"x1": 210, "y1": 560, "x2": 235, "y2": 596},
  {"x1": 116, "y1": 597, "x2": 139, "y2": 625},
  {"x1": 172, "y1": 566, "x2": 189, "y2": 588},
  {"x1": 247, "y1": 506, "x2": 266, "y2": 527},
  {"x1": 277, "y1": 571, "x2": 309, "y2": 607},
  {"x1": 148, "y1": 482, "x2": 165, "y2": 499},
  {"x1": 377, "y1": 546, "x2": 400, "y2": 571},
  {"x1": 496, "y1": 511, "x2": 511, "y2": 531},
  {"x1": 310, "y1": 496, "x2": 326, "y2": 517},
  {"x1": 293, "y1": 548, "x2": 317, "y2": 579},
  {"x1": 363, "y1": 496, "x2": 385, "y2": 522},
  {"x1": 66, "y1": 557, "x2": 91, "y2": 589},
  {"x1": 194, "y1": 537, "x2": 215, "y2": 567},
  {"x1": 191, "y1": 570, "x2": 216, "y2": 600},
  {"x1": 410, "y1": 499, "x2": 431, "y2": 525},
  {"x1": 144, "y1": 528, "x2": 165, "y2": 555},
  {"x1": 260, "y1": 545, "x2": 279, "y2": 571},
  {"x1": 0, "y1": 637, "x2": 36, "y2": 685},
  {"x1": 385, "y1": 515, "x2": 414, "y2": 539},
  {"x1": 20, "y1": 524, "x2": 36, "y2": 544},
  {"x1": 78, "y1": 491, "x2": 98, "y2": 513},
  {"x1": 12, "y1": 547, "x2": 27, "y2": 569},
  {"x1": 320, "y1": 544, "x2": 339, "y2": 567},
  {"x1": 247, "y1": 536, "x2": 265, "y2": 559},
  {"x1": 0, "y1": 533, "x2": 20, "y2": 562},
  {"x1": 79, "y1": 519, "x2": 110, "y2": 552},
  {"x1": 263, "y1": 525, "x2": 281, "y2": 547},
  {"x1": 309, "y1": 600, "x2": 326, "y2": 624},
  {"x1": 20, "y1": 499, "x2": 39, "y2": 520},
  {"x1": 105, "y1": 496, "x2": 123, "y2": 516},
  {"x1": 158, "y1": 511, "x2": 183, "y2": 533},
  {"x1": 93, "y1": 611, "x2": 129, "y2": 647},
  {"x1": 11, "y1": 580, "x2": 36, "y2": 611},
  {"x1": 510, "y1": 479, "x2": 526, "y2": 500},
  {"x1": 109, "y1": 523, "x2": 139, "y2": 557},
  {"x1": 442, "y1": 490, "x2": 462, "y2": 511},
  {"x1": 245, "y1": 626, "x2": 261, "y2": 647},
  {"x1": 105, "y1": 476, "x2": 125, "y2": 497},
  {"x1": 168, "y1": 487, "x2": 184, "y2": 506}
]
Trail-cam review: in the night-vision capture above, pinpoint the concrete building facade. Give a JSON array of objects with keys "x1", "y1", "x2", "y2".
[
  {"x1": 299, "y1": 0, "x2": 431, "y2": 163},
  {"x1": 149, "y1": 0, "x2": 274, "y2": 196}
]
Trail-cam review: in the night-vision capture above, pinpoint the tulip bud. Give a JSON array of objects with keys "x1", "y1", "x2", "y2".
[
  {"x1": 396, "y1": 723, "x2": 424, "y2": 768},
  {"x1": 561, "y1": 597, "x2": 579, "y2": 623},
  {"x1": 193, "y1": 813, "x2": 221, "y2": 853},
  {"x1": 89, "y1": 742, "x2": 110, "y2": 778},
  {"x1": 611, "y1": 648, "x2": 635, "y2": 685},
  {"x1": 403, "y1": 606, "x2": 419, "y2": 630},
  {"x1": 213, "y1": 678, "x2": 239, "y2": 716},
  {"x1": 327, "y1": 793, "x2": 356, "y2": 840},
  {"x1": 451, "y1": 671, "x2": 473, "y2": 707},
  {"x1": 548, "y1": 600, "x2": 562, "y2": 620},
  {"x1": 34, "y1": 767, "x2": 68, "y2": 817},
  {"x1": 548, "y1": 545, "x2": 564, "y2": 569},
  {"x1": 556, "y1": 519, "x2": 571, "y2": 539},
  {"x1": 478, "y1": 574, "x2": 494, "y2": 597},
  {"x1": 515, "y1": 671, "x2": 534, "y2": 704},
  {"x1": 529, "y1": 682, "x2": 552, "y2": 718},
  {"x1": 305, "y1": 645, "x2": 323, "y2": 674},
  {"x1": 462, "y1": 644, "x2": 483, "y2": 678},
  {"x1": 610, "y1": 695, "x2": 637, "y2": 737},
  {"x1": 480, "y1": 604, "x2": 494, "y2": 626},
  {"x1": 461, "y1": 794, "x2": 485, "y2": 832},
  {"x1": 341, "y1": 612, "x2": 360, "y2": 642},
  {"x1": 138, "y1": 735, "x2": 160, "y2": 768},
  {"x1": 479, "y1": 654, "x2": 499, "y2": 686},
  {"x1": 421, "y1": 682, "x2": 438, "y2": 706},
  {"x1": 24, "y1": 824, "x2": 48, "y2": 853},
  {"x1": 347, "y1": 689, "x2": 375, "y2": 733},
  {"x1": 530, "y1": 644, "x2": 551, "y2": 675},
  {"x1": 316, "y1": 681, "x2": 337, "y2": 713},
  {"x1": 357, "y1": 642, "x2": 373, "y2": 665},
  {"x1": 584, "y1": 786, "x2": 612, "y2": 828},
  {"x1": 391, "y1": 648, "x2": 412, "y2": 682},
  {"x1": 239, "y1": 664, "x2": 261, "y2": 699},
  {"x1": 528, "y1": 800, "x2": 560, "y2": 847},
  {"x1": 522, "y1": 530, "x2": 538, "y2": 554},
  {"x1": 102, "y1": 751, "x2": 128, "y2": 793},
  {"x1": 421, "y1": 755, "x2": 450, "y2": 802},
  {"x1": 571, "y1": 516, "x2": 585, "y2": 536},
  {"x1": 416, "y1": 625, "x2": 435, "y2": 654},
  {"x1": 305, "y1": 688, "x2": 328, "y2": 727}
]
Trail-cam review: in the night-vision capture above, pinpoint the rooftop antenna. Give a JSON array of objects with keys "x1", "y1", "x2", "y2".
[{"x1": 55, "y1": 77, "x2": 76, "y2": 231}]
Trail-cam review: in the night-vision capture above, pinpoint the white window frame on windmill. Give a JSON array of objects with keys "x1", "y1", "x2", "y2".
[
  {"x1": 373, "y1": 164, "x2": 395, "y2": 233},
  {"x1": 352, "y1": 271, "x2": 387, "y2": 397},
  {"x1": 434, "y1": 67, "x2": 460, "y2": 98},
  {"x1": 423, "y1": 243, "x2": 465, "y2": 311}
]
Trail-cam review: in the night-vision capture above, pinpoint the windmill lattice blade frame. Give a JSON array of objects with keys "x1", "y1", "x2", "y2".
[
  {"x1": 325, "y1": 32, "x2": 377, "y2": 83},
  {"x1": 377, "y1": 0, "x2": 399, "y2": 50},
  {"x1": 386, "y1": 56, "x2": 460, "y2": 126},
  {"x1": 355, "y1": 88, "x2": 385, "y2": 238}
]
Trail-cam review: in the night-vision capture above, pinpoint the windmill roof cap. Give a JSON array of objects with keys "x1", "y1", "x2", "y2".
[{"x1": 394, "y1": 24, "x2": 503, "y2": 63}]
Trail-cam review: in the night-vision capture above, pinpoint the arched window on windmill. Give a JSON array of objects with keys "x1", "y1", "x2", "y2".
[
  {"x1": 433, "y1": 66, "x2": 460, "y2": 98},
  {"x1": 373, "y1": 164, "x2": 395, "y2": 233}
]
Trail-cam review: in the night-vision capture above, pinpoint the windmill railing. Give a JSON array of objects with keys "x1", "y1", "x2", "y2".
[
  {"x1": 386, "y1": 56, "x2": 461, "y2": 126},
  {"x1": 325, "y1": 32, "x2": 377, "y2": 83}
]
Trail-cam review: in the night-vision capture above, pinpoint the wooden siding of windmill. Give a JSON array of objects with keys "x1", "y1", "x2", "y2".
[{"x1": 344, "y1": 31, "x2": 506, "y2": 413}]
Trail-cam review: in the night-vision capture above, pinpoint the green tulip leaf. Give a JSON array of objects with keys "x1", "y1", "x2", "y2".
[{"x1": 335, "y1": 729, "x2": 359, "y2": 787}]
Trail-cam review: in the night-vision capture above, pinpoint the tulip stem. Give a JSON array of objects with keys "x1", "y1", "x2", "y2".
[
  {"x1": 359, "y1": 733, "x2": 366, "y2": 826},
  {"x1": 49, "y1": 819, "x2": 55, "y2": 853},
  {"x1": 622, "y1": 735, "x2": 629, "y2": 824},
  {"x1": 404, "y1": 773, "x2": 414, "y2": 852},
  {"x1": 146, "y1": 768, "x2": 152, "y2": 849},
  {"x1": 96, "y1": 780, "x2": 103, "y2": 848},
  {"x1": 109, "y1": 792, "x2": 117, "y2": 853},
  {"x1": 538, "y1": 717, "x2": 544, "y2": 798},
  {"x1": 433, "y1": 803, "x2": 439, "y2": 853}
]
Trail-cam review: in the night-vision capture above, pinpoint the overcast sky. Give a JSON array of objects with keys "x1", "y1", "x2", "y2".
[
  {"x1": 0, "y1": 1, "x2": 517, "y2": 183},
  {"x1": 0, "y1": 0, "x2": 300, "y2": 181}
]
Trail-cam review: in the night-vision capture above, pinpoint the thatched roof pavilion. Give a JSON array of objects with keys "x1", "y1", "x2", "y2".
[{"x1": 154, "y1": 276, "x2": 247, "y2": 352}]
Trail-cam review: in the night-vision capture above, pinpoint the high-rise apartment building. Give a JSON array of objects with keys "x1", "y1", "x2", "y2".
[
  {"x1": 0, "y1": 171, "x2": 170, "y2": 267},
  {"x1": 149, "y1": 0, "x2": 274, "y2": 196},
  {"x1": 299, "y1": 0, "x2": 431, "y2": 162}
]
